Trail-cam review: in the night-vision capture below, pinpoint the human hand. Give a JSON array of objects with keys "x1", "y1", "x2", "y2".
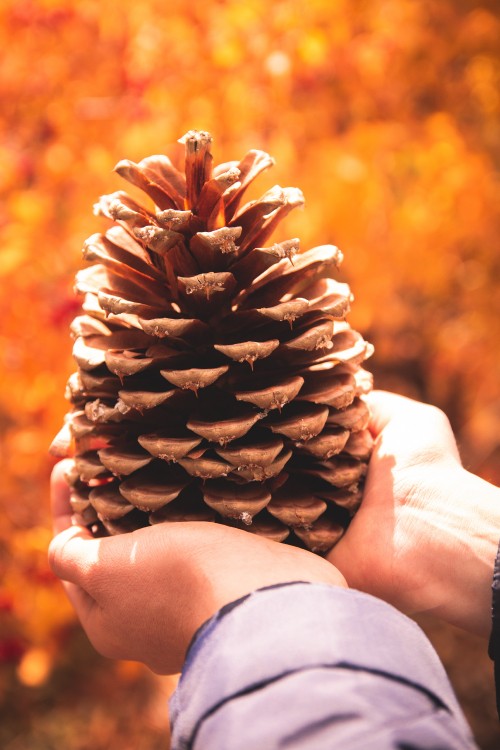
[
  {"x1": 328, "y1": 390, "x2": 500, "y2": 637},
  {"x1": 49, "y1": 460, "x2": 347, "y2": 674}
]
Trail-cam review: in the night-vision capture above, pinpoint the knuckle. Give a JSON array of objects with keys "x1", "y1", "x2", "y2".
[
  {"x1": 47, "y1": 537, "x2": 62, "y2": 575},
  {"x1": 88, "y1": 626, "x2": 124, "y2": 661},
  {"x1": 423, "y1": 403, "x2": 448, "y2": 426},
  {"x1": 48, "y1": 531, "x2": 98, "y2": 588},
  {"x1": 87, "y1": 630, "x2": 114, "y2": 659},
  {"x1": 414, "y1": 403, "x2": 453, "y2": 443},
  {"x1": 48, "y1": 534, "x2": 73, "y2": 579}
]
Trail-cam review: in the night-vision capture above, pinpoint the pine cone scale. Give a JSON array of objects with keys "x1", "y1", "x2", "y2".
[{"x1": 51, "y1": 131, "x2": 374, "y2": 554}]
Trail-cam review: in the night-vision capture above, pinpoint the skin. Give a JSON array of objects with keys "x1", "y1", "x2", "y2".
[
  {"x1": 49, "y1": 464, "x2": 346, "y2": 675},
  {"x1": 49, "y1": 390, "x2": 500, "y2": 674},
  {"x1": 329, "y1": 390, "x2": 500, "y2": 637}
]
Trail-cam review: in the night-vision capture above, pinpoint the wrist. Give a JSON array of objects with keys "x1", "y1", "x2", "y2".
[{"x1": 174, "y1": 524, "x2": 348, "y2": 655}]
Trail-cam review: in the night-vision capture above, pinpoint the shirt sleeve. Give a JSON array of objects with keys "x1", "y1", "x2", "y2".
[
  {"x1": 488, "y1": 539, "x2": 500, "y2": 718},
  {"x1": 169, "y1": 582, "x2": 478, "y2": 750}
]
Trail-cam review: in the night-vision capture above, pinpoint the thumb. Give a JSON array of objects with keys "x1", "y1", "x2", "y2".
[
  {"x1": 48, "y1": 525, "x2": 99, "y2": 622},
  {"x1": 51, "y1": 459, "x2": 77, "y2": 534},
  {"x1": 49, "y1": 463, "x2": 101, "y2": 620},
  {"x1": 50, "y1": 458, "x2": 97, "y2": 584},
  {"x1": 48, "y1": 524, "x2": 97, "y2": 585}
]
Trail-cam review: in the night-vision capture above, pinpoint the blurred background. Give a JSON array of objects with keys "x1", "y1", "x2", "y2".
[{"x1": 1, "y1": 0, "x2": 499, "y2": 747}]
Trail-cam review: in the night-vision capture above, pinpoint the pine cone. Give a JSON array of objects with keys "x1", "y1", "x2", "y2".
[{"x1": 51, "y1": 130, "x2": 374, "y2": 554}]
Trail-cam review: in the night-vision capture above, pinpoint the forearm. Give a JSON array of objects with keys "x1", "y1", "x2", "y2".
[{"x1": 170, "y1": 583, "x2": 477, "y2": 750}]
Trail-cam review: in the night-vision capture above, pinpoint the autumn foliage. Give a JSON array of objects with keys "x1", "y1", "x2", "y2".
[{"x1": 1, "y1": 0, "x2": 499, "y2": 747}]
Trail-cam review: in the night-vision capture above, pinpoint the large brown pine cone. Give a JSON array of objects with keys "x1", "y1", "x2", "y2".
[{"x1": 51, "y1": 130, "x2": 374, "y2": 554}]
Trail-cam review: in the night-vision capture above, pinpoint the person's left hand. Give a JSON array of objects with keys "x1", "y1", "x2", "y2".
[{"x1": 49, "y1": 460, "x2": 347, "y2": 675}]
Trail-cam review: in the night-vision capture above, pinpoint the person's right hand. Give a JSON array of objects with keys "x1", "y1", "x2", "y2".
[{"x1": 328, "y1": 390, "x2": 500, "y2": 637}]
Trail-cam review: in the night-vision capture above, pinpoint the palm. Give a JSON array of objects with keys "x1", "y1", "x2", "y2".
[{"x1": 328, "y1": 391, "x2": 462, "y2": 616}]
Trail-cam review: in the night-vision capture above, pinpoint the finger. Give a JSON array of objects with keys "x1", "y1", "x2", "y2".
[
  {"x1": 50, "y1": 459, "x2": 76, "y2": 534},
  {"x1": 48, "y1": 525, "x2": 98, "y2": 587},
  {"x1": 365, "y1": 390, "x2": 420, "y2": 437},
  {"x1": 365, "y1": 390, "x2": 460, "y2": 462}
]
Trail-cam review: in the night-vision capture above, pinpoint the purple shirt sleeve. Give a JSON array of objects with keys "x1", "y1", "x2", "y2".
[
  {"x1": 488, "y1": 539, "x2": 500, "y2": 717},
  {"x1": 170, "y1": 582, "x2": 478, "y2": 750}
]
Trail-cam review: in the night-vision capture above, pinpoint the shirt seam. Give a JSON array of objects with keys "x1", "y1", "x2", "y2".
[{"x1": 181, "y1": 661, "x2": 453, "y2": 750}]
